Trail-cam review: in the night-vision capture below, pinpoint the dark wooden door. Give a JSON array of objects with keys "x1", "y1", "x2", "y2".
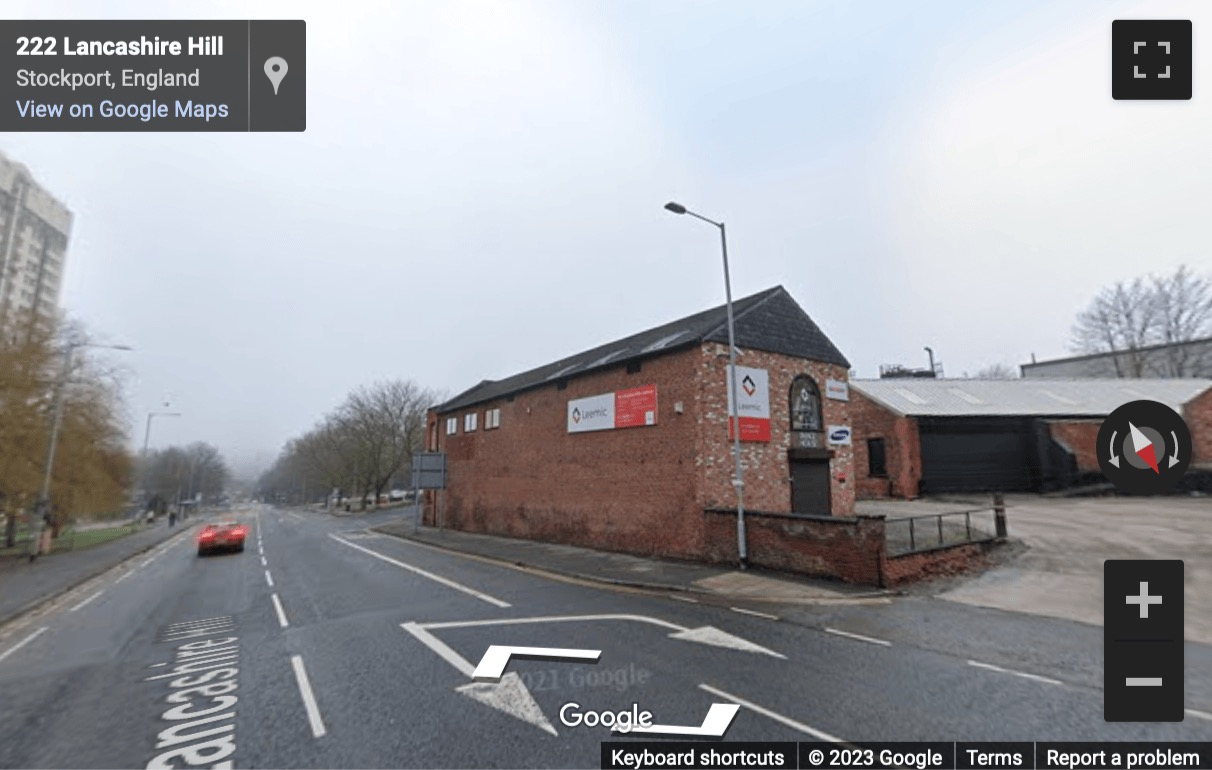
[{"x1": 791, "y1": 460, "x2": 832, "y2": 515}]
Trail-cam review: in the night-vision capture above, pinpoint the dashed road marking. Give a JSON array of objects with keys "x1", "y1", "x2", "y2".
[
  {"x1": 1185, "y1": 708, "x2": 1212, "y2": 722},
  {"x1": 69, "y1": 590, "x2": 104, "y2": 612},
  {"x1": 265, "y1": 570, "x2": 274, "y2": 587},
  {"x1": 290, "y1": 655, "x2": 327, "y2": 738},
  {"x1": 966, "y1": 659, "x2": 1063, "y2": 686},
  {"x1": 730, "y1": 607, "x2": 779, "y2": 620},
  {"x1": 671, "y1": 595, "x2": 698, "y2": 604},
  {"x1": 699, "y1": 683, "x2": 845, "y2": 742},
  {"x1": 271, "y1": 593, "x2": 289, "y2": 628},
  {"x1": 260, "y1": 555, "x2": 267, "y2": 567},
  {"x1": 329, "y1": 533, "x2": 511, "y2": 608},
  {"x1": 825, "y1": 627, "x2": 891, "y2": 647},
  {"x1": 0, "y1": 626, "x2": 47, "y2": 663}
]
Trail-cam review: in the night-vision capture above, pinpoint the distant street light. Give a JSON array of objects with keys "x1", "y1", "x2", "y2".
[
  {"x1": 30, "y1": 341, "x2": 133, "y2": 560},
  {"x1": 140, "y1": 409, "x2": 182, "y2": 519},
  {"x1": 664, "y1": 200, "x2": 748, "y2": 569}
]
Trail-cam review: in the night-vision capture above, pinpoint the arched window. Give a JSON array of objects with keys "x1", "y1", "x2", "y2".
[{"x1": 789, "y1": 375, "x2": 823, "y2": 432}]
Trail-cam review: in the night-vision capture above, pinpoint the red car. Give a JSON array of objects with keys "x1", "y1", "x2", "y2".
[{"x1": 197, "y1": 521, "x2": 248, "y2": 556}]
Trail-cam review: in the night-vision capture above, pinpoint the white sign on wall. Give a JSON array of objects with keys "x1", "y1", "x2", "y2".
[
  {"x1": 567, "y1": 392, "x2": 615, "y2": 433},
  {"x1": 726, "y1": 366, "x2": 770, "y2": 418},
  {"x1": 827, "y1": 425, "x2": 853, "y2": 446},
  {"x1": 726, "y1": 365, "x2": 772, "y2": 442},
  {"x1": 825, "y1": 379, "x2": 849, "y2": 401}
]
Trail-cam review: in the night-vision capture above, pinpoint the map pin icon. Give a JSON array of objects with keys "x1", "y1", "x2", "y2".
[{"x1": 264, "y1": 57, "x2": 288, "y2": 95}]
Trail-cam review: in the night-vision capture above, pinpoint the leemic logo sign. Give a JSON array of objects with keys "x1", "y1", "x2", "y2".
[
  {"x1": 568, "y1": 386, "x2": 658, "y2": 434},
  {"x1": 727, "y1": 366, "x2": 771, "y2": 443}
]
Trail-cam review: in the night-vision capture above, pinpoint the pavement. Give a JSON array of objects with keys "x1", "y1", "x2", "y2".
[
  {"x1": 373, "y1": 512, "x2": 889, "y2": 605},
  {"x1": 0, "y1": 503, "x2": 1209, "y2": 768},
  {"x1": 0, "y1": 520, "x2": 194, "y2": 628}
]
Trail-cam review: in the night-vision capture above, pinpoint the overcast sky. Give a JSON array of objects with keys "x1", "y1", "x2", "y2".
[{"x1": 4, "y1": 0, "x2": 1209, "y2": 478}]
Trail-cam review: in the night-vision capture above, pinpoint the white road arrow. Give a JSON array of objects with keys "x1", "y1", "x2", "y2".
[
  {"x1": 472, "y1": 645, "x2": 601, "y2": 683},
  {"x1": 401, "y1": 613, "x2": 785, "y2": 735},
  {"x1": 618, "y1": 703, "x2": 740, "y2": 737}
]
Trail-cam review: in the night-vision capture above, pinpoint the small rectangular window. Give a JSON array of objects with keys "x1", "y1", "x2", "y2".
[
  {"x1": 446, "y1": 417, "x2": 458, "y2": 436},
  {"x1": 485, "y1": 408, "x2": 501, "y2": 429},
  {"x1": 626, "y1": 360, "x2": 642, "y2": 374},
  {"x1": 867, "y1": 438, "x2": 887, "y2": 477},
  {"x1": 465, "y1": 412, "x2": 478, "y2": 432}
]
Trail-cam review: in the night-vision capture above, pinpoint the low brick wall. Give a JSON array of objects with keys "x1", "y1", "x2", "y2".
[
  {"x1": 884, "y1": 541, "x2": 994, "y2": 585},
  {"x1": 704, "y1": 509, "x2": 886, "y2": 586},
  {"x1": 704, "y1": 508, "x2": 1002, "y2": 587}
]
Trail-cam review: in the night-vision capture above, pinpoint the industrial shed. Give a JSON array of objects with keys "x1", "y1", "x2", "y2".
[{"x1": 849, "y1": 378, "x2": 1212, "y2": 497}]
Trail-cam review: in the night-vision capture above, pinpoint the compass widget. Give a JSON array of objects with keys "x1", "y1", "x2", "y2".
[{"x1": 1097, "y1": 400, "x2": 1192, "y2": 495}]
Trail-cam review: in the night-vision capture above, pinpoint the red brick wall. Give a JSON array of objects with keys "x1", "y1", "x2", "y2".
[
  {"x1": 703, "y1": 510, "x2": 885, "y2": 585},
  {"x1": 849, "y1": 390, "x2": 921, "y2": 499},
  {"x1": 884, "y1": 542, "x2": 992, "y2": 585},
  {"x1": 694, "y1": 347, "x2": 856, "y2": 516},
  {"x1": 1047, "y1": 420, "x2": 1101, "y2": 471},
  {"x1": 427, "y1": 347, "x2": 706, "y2": 559},
  {"x1": 1184, "y1": 387, "x2": 1212, "y2": 464}
]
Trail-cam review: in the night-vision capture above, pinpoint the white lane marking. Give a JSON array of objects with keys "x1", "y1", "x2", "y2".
[
  {"x1": 329, "y1": 533, "x2": 511, "y2": 608},
  {"x1": 671, "y1": 595, "x2": 698, "y2": 604},
  {"x1": 401, "y1": 622, "x2": 476, "y2": 677},
  {"x1": 420, "y1": 614, "x2": 783, "y2": 658},
  {"x1": 423, "y1": 613, "x2": 682, "y2": 632},
  {"x1": 0, "y1": 627, "x2": 48, "y2": 663},
  {"x1": 730, "y1": 607, "x2": 779, "y2": 620},
  {"x1": 265, "y1": 570, "x2": 275, "y2": 587},
  {"x1": 290, "y1": 655, "x2": 327, "y2": 738},
  {"x1": 699, "y1": 683, "x2": 845, "y2": 742},
  {"x1": 114, "y1": 569, "x2": 134, "y2": 584},
  {"x1": 271, "y1": 593, "x2": 289, "y2": 628},
  {"x1": 825, "y1": 627, "x2": 891, "y2": 647},
  {"x1": 69, "y1": 590, "x2": 104, "y2": 612},
  {"x1": 966, "y1": 660, "x2": 1063, "y2": 686},
  {"x1": 141, "y1": 554, "x2": 158, "y2": 568},
  {"x1": 261, "y1": 556, "x2": 267, "y2": 567},
  {"x1": 1186, "y1": 708, "x2": 1212, "y2": 722}
]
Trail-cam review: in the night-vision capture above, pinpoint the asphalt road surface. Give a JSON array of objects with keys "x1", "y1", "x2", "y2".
[{"x1": 1, "y1": 504, "x2": 1209, "y2": 769}]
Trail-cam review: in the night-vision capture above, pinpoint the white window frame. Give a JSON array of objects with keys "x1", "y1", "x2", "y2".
[
  {"x1": 464, "y1": 412, "x2": 477, "y2": 432},
  {"x1": 486, "y1": 408, "x2": 501, "y2": 430},
  {"x1": 445, "y1": 417, "x2": 458, "y2": 436}
]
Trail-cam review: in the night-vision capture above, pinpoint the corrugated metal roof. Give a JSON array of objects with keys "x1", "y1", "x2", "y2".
[
  {"x1": 435, "y1": 285, "x2": 851, "y2": 414},
  {"x1": 851, "y1": 378, "x2": 1212, "y2": 417}
]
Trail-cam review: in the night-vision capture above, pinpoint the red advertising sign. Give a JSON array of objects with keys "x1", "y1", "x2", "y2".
[
  {"x1": 615, "y1": 384, "x2": 658, "y2": 429},
  {"x1": 729, "y1": 417, "x2": 772, "y2": 442}
]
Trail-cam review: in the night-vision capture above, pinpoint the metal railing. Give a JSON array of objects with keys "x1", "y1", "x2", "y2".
[{"x1": 884, "y1": 506, "x2": 1000, "y2": 556}]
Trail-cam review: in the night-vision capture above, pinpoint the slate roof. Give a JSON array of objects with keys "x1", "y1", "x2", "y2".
[
  {"x1": 436, "y1": 286, "x2": 849, "y2": 413},
  {"x1": 851, "y1": 378, "x2": 1212, "y2": 418}
]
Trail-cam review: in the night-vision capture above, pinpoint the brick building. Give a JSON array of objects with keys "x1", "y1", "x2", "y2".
[
  {"x1": 850, "y1": 378, "x2": 1212, "y2": 498},
  {"x1": 422, "y1": 286, "x2": 856, "y2": 563}
]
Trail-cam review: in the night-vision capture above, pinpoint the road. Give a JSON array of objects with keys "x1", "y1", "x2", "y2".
[{"x1": 1, "y1": 504, "x2": 1209, "y2": 769}]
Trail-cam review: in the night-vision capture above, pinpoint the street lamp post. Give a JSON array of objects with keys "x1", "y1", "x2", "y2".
[
  {"x1": 664, "y1": 201, "x2": 748, "y2": 569},
  {"x1": 30, "y1": 340, "x2": 132, "y2": 560},
  {"x1": 141, "y1": 409, "x2": 181, "y2": 520}
]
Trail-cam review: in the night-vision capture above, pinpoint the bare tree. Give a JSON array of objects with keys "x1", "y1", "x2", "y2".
[
  {"x1": 973, "y1": 363, "x2": 1018, "y2": 379},
  {"x1": 259, "y1": 379, "x2": 439, "y2": 509},
  {"x1": 1068, "y1": 267, "x2": 1212, "y2": 377},
  {"x1": 1151, "y1": 265, "x2": 1212, "y2": 376}
]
